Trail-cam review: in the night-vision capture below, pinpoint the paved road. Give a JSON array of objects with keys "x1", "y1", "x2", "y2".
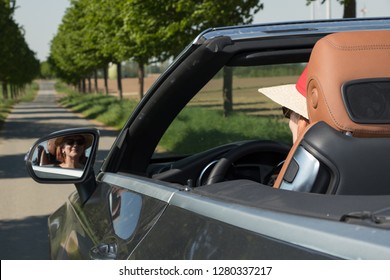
[{"x1": 0, "y1": 81, "x2": 118, "y2": 259}]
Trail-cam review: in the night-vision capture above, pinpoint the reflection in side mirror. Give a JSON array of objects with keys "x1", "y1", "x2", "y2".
[{"x1": 26, "y1": 129, "x2": 99, "y2": 183}]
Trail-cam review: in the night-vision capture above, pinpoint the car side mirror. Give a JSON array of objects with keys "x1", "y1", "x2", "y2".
[{"x1": 25, "y1": 128, "x2": 99, "y2": 184}]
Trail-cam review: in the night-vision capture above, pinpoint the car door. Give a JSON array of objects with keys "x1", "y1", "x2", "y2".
[
  {"x1": 48, "y1": 173, "x2": 170, "y2": 259},
  {"x1": 128, "y1": 193, "x2": 336, "y2": 260}
]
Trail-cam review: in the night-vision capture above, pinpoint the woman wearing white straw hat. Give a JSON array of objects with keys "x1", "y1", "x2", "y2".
[
  {"x1": 258, "y1": 66, "x2": 310, "y2": 143},
  {"x1": 54, "y1": 134, "x2": 92, "y2": 169}
]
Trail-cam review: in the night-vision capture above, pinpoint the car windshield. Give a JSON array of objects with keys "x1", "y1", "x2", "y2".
[{"x1": 155, "y1": 63, "x2": 306, "y2": 157}]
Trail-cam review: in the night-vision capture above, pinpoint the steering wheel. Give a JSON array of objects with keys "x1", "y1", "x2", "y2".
[{"x1": 205, "y1": 140, "x2": 290, "y2": 185}]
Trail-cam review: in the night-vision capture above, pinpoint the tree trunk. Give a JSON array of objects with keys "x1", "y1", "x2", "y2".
[
  {"x1": 223, "y1": 66, "x2": 233, "y2": 117},
  {"x1": 2, "y1": 82, "x2": 8, "y2": 99},
  {"x1": 82, "y1": 79, "x2": 86, "y2": 93},
  {"x1": 117, "y1": 62, "x2": 123, "y2": 100},
  {"x1": 138, "y1": 62, "x2": 145, "y2": 100},
  {"x1": 343, "y1": 0, "x2": 356, "y2": 18},
  {"x1": 11, "y1": 84, "x2": 15, "y2": 99},
  {"x1": 103, "y1": 65, "x2": 109, "y2": 96},
  {"x1": 94, "y1": 70, "x2": 98, "y2": 94},
  {"x1": 88, "y1": 76, "x2": 92, "y2": 93},
  {"x1": 12, "y1": 85, "x2": 18, "y2": 99}
]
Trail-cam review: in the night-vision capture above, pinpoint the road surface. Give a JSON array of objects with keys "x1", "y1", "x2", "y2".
[{"x1": 0, "y1": 81, "x2": 118, "y2": 259}]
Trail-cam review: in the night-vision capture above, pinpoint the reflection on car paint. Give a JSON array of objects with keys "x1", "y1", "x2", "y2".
[{"x1": 110, "y1": 187, "x2": 142, "y2": 240}]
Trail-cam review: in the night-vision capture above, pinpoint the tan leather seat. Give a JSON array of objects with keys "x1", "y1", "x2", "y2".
[{"x1": 274, "y1": 30, "x2": 390, "y2": 195}]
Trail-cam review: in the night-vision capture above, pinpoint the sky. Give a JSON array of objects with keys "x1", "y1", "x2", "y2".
[{"x1": 12, "y1": 0, "x2": 390, "y2": 62}]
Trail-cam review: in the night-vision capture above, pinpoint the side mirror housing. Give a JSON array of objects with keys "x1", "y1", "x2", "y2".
[{"x1": 25, "y1": 127, "x2": 100, "y2": 184}]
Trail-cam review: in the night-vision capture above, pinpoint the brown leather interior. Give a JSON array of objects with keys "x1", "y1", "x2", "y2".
[
  {"x1": 307, "y1": 30, "x2": 390, "y2": 137},
  {"x1": 274, "y1": 30, "x2": 390, "y2": 190}
]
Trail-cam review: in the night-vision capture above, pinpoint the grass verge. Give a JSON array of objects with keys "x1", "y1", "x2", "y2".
[
  {"x1": 57, "y1": 85, "x2": 138, "y2": 130},
  {"x1": 159, "y1": 107, "x2": 291, "y2": 154},
  {"x1": 0, "y1": 82, "x2": 38, "y2": 128}
]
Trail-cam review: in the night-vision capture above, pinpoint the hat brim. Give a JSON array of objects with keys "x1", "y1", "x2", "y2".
[
  {"x1": 54, "y1": 134, "x2": 93, "y2": 149},
  {"x1": 258, "y1": 84, "x2": 308, "y2": 119}
]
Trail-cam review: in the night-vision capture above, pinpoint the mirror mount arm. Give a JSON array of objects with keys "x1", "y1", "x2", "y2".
[{"x1": 76, "y1": 167, "x2": 97, "y2": 205}]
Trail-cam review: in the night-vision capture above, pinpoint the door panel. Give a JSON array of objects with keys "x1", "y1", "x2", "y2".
[
  {"x1": 49, "y1": 174, "x2": 168, "y2": 259},
  {"x1": 129, "y1": 205, "x2": 334, "y2": 259}
]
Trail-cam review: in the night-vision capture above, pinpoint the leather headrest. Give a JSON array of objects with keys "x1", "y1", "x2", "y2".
[{"x1": 307, "y1": 30, "x2": 390, "y2": 137}]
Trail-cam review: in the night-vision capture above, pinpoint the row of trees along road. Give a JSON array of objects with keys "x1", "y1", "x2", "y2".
[
  {"x1": 51, "y1": 0, "x2": 355, "y2": 116},
  {"x1": 0, "y1": 0, "x2": 40, "y2": 100},
  {"x1": 50, "y1": 0, "x2": 264, "y2": 114}
]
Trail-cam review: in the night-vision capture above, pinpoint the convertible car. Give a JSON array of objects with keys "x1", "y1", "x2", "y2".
[{"x1": 26, "y1": 17, "x2": 390, "y2": 259}]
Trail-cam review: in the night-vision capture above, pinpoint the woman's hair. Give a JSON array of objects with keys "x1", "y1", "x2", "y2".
[{"x1": 55, "y1": 145, "x2": 65, "y2": 163}]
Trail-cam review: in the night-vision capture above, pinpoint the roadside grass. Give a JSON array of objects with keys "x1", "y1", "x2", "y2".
[
  {"x1": 19, "y1": 83, "x2": 39, "y2": 102},
  {"x1": 159, "y1": 107, "x2": 291, "y2": 155},
  {"x1": 0, "y1": 99, "x2": 14, "y2": 124},
  {"x1": 0, "y1": 82, "x2": 38, "y2": 126},
  {"x1": 57, "y1": 83, "x2": 138, "y2": 130},
  {"x1": 57, "y1": 79, "x2": 292, "y2": 154}
]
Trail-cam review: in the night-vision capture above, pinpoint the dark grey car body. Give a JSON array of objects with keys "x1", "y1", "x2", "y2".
[{"x1": 26, "y1": 17, "x2": 390, "y2": 259}]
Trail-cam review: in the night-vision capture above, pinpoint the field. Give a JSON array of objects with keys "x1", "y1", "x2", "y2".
[
  {"x1": 97, "y1": 74, "x2": 299, "y2": 117},
  {"x1": 95, "y1": 74, "x2": 159, "y2": 99}
]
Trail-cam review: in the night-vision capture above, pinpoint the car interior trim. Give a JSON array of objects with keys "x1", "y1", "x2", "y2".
[{"x1": 279, "y1": 146, "x2": 320, "y2": 192}]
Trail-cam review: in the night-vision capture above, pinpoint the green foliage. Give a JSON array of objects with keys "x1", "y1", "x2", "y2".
[
  {"x1": 122, "y1": 0, "x2": 263, "y2": 60},
  {"x1": 49, "y1": 0, "x2": 265, "y2": 92},
  {"x1": 0, "y1": 2, "x2": 40, "y2": 96},
  {"x1": 234, "y1": 64, "x2": 306, "y2": 78},
  {"x1": 40, "y1": 61, "x2": 55, "y2": 79}
]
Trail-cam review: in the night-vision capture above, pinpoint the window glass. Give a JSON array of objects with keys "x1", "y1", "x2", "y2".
[{"x1": 156, "y1": 63, "x2": 306, "y2": 157}]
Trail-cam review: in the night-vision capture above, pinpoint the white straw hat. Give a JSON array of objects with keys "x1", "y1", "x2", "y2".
[
  {"x1": 258, "y1": 66, "x2": 308, "y2": 119},
  {"x1": 258, "y1": 84, "x2": 308, "y2": 119}
]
